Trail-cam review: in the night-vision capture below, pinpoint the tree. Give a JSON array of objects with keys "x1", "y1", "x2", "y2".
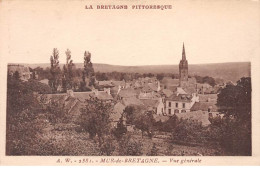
[
  {"x1": 156, "y1": 73, "x2": 164, "y2": 81},
  {"x1": 171, "y1": 118, "x2": 207, "y2": 145},
  {"x1": 82, "y1": 51, "x2": 95, "y2": 89},
  {"x1": 99, "y1": 135, "x2": 116, "y2": 156},
  {"x1": 6, "y1": 74, "x2": 46, "y2": 155},
  {"x1": 79, "y1": 97, "x2": 113, "y2": 145},
  {"x1": 124, "y1": 106, "x2": 135, "y2": 125},
  {"x1": 49, "y1": 48, "x2": 61, "y2": 93},
  {"x1": 156, "y1": 115, "x2": 178, "y2": 132},
  {"x1": 62, "y1": 49, "x2": 75, "y2": 91},
  {"x1": 13, "y1": 71, "x2": 20, "y2": 80},
  {"x1": 124, "y1": 105, "x2": 144, "y2": 125},
  {"x1": 215, "y1": 77, "x2": 251, "y2": 155},
  {"x1": 113, "y1": 115, "x2": 127, "y2": 139},
  {"x1": 194, "y1": 75, "x2": 216, "y2": 87},
  {"x1": 134, "y1": 111, "x2": 155, "y2": 138},
  {"x1": 217, "y1": 77, "x2": 251, "y2": 121}
]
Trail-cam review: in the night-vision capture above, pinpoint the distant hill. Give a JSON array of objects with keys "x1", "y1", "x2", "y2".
[{"x1": 10, "y1": 62, "x2": 250, "y2": 83}]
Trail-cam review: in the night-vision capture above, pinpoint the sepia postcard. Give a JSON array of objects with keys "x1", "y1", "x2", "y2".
[{"x1": 0, "y1": 0, "x2": 260, "y2": 166}]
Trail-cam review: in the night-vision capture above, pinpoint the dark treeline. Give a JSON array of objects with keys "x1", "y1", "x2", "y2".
[
  {"x1": 194, "y1": 75, "x2": 217, "y2": 87},
  {"x1": 33, "y1": 67, "x2": 180, "y2": 82}
]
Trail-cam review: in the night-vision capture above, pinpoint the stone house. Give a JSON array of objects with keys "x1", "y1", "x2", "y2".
[{"x1": 165, "y1": 94, "x2": 194, "y2": 115}]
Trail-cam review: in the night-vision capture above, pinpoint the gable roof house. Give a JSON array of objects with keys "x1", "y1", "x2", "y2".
[
  {"x1": 110, "y1": 102, "x2": 126, "y2": 128},
  {"x1": 141, "y1": 98, "x2": 165, "y2": 115},
  {"x1": 190, "y1": 101, "x2": 219, "y2": 113},
  {"x1": 117, "y1": 88, "x2": 139, "y2": 99},
  {"x1": 190, "y1": 101, "x2": 224, "y2": 119},
  {"x1": 164, "y1": 92, "x2": 198, "y2": 116}
]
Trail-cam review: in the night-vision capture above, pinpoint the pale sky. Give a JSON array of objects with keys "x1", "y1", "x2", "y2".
[{"x1": 0, "y1": 0, "x2": 259, "y2": 65}]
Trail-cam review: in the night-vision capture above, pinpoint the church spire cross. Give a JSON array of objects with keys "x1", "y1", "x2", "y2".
[{"x1": 182, "y1": 42, "x2": 186, "y2": 60}]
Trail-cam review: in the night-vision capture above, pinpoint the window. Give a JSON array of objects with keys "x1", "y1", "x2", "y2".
[
  {"x1": 181, "y1": 109, "x2": 186, "y2": 113},
  {"x1": 182, "y1": 103, "x2": 185, "y2": 108},
  {"x1": 169, "y1": 102, "x2": 171, "y2": 107},
  {"x1": 175, "y1": 103, "x2": 178, "y2": 108},
  {"x1": 161, "y1": 108, "x2": 163, "y2": 113},
  {"x1": 174, "y1": 109, "x2": 179, "y2": 114},
  {"x1": 168, "y1": 109, "x2": 171, "y2": 114}
]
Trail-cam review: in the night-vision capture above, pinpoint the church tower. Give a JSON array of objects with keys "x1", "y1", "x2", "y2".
[{"x1": 179, "y1": 43, "x2": 188, "y2": 87}]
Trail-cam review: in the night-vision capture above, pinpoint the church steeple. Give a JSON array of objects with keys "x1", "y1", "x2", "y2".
[
  {"x1": 182, "y1": 42, "x2": 186, "y2": 60},
  {"x1": 179, "y1": 43, "x2": 188, "y2": 87}
]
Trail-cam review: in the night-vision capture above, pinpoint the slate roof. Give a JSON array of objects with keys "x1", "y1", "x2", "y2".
[
  {"x1": 167, "y1": 86, "x2": 178, "y2": 92},
  {"x1": 73, "y1": 92, "x2": 95, "y2": 102},
  {"x1": 198, "y1": 94, "x2": 218, "y2": 102},
  {"x1": 176, "y1": 87, "x2": 187, "y2": 95},
  {"x1": 183, "y1": 86, "x2": 196, "y2": 94},
  {"x1": 139, "y1": 92, "x2": 161, "y2": 99},
  {"x1": 141, "y1": 99, "x2": 160, "y2": 108},
  {"x1": 111, "y1": 102, "x2": 126, "y2": 122},
  {"x1": 190, "y1": 102, "x2": 219, "y2": 112},
  {"x1": 165, "y1": 94, "x2": 192, "y2": 102},
  {"x1": 68, "y1": 101, "x2": 85, "y2": 116},
  {"x1": 43, "y1": 93, "x2": 68, "y2": 104},
  {"x1": 175, "y1": 110, "x2": 211, "y2": 126},
  {"x1": 122, "y1": 97, "x2": 144, "y2": 106},
  {"x1": 118, "y1": 88, "x2": 138, "y2": 98},
  {"x1": 161, "y1": 89, "x2": 174, "y2": 97},
  {"x1": 147, "y1": 83, "x2": 159, "y2": 92}
]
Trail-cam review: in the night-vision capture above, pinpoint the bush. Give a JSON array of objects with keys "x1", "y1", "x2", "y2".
[
  {"x1": 146, "y1": 143, "x2": 158, "y2": 156},
  {"x1": 118, "y1": 134, "x2": 143, "y2": 156},
  {"x1": 171, "y1": 118, "x2": 209, "y2": 146},
  {"x1": 208, "y1": 118, "x2": 251, "y2": 155}
]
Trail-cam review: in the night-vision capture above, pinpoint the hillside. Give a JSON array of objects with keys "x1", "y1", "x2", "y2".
[{"x1": 10, "y1": 62, "x2": 250, "y2": 83}]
